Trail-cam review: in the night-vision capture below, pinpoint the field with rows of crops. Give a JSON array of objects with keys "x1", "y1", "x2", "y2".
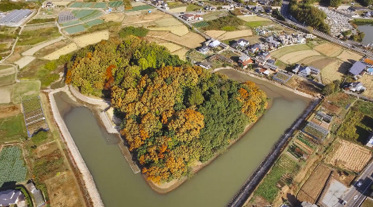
[{"x1": 0, "y1": 146, "x2": 27, "y2": 186}]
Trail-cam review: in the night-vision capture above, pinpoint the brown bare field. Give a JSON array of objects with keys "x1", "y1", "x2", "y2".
[
  {"x1": 300, "y1": 56, "x2": 336, "y2": 70},
  {"x1": 73, "y1": 30, "x2": 109, "y2": 48},
  {"x1": 321, "y1": 60, "x2": 350, "y2": 84},
  {"x1": 205, "y1": 30, "x2": 226, "y2": 39},
  {"x1": 147, "y1": 31, "x2": 205, "y2": 48},
  {"x1": 337, "y1": 50, "x2": 362, "y2": 62},
  {"x1": 314, "y1": 43, "x2": 343, "y2": 57},
  {"x1": 155, "y1": 17, "x2": 183, "y2": 27},
  {"x1": 168, "y1": 6, "x2": 187, "y2": 13},
  {"x1": 36, "y1": 141, "x2": 59, "y2": 158},
  {"x1": 35, "y1": 39, "x2": 71, "y2": 57},
  {"x1": 218, "y1": 30, "x2": 253, "y2": 40},
  {"x1": 297, "y1": 164, "x2": 331, "y2": 203},
  {"x1": 102, "y1": 13, "x2": 124, "y2": 22},
  {"x1": 301, "y1": 55, "x2": 327, "y2": 65},
  {"x1": 326, "y1": 139, "x2": 372, "y2": 172},
  {"x1": 322, "y1": 101, "x2": 342, "y2": 115},
  {"x1": 158, "y1": 42, "x2": 182, "y2": 52},
  {"x1": 0, "y1": 67, "x2": 15, "y2": 76},
  {"x1": 43, "y1": 43, "x2": 78, "y2": 60},
  {"x1": 148, "y1": 25, "x2": 189, "y2": 36},
  {"x1": 361, "y1": 75, "x2": 373, "y2": 98},
  {"x1": 279, "y1": 50, "x2": 321, "y2": 64},
  {"x1": 0, "y1": 104, "x2": 20, "y2": 118},
  {"x1": 172, "y1": 48, "x2": 189, "y2": 61},
  {"x1": 238, "y1": 15, "x2": 271, "y2": 22},
  {"x1": 45, "y1": 171, "x2": 86, "y2": 207}
]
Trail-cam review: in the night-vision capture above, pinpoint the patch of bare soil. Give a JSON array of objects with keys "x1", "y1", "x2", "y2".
[{"x1": 0, "y1": 104, "x2": 21, "y2": 118}]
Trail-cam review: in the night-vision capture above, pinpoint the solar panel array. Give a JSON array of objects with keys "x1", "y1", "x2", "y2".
[
  {"x1": 0, "y1": 9, "x2": 32, "y2": 25},
  {"x1": 58, "y1": 11, "x2": 77, "y2": 23}
]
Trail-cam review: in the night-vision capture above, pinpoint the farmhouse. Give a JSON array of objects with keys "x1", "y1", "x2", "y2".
[
  {"x1": 349, "y1": 61, "x2": 366, "y2": 76},
  {"x1": 237, "y1": 39, "x2": 249, "y2": 47},
  {"x1": 258, "y1": 68, "x2": 270, "y2": 75},
  {"x1": 263, "y1": 62, "x2": 278, "y2": 71},
  {"x1": 238, "y1": 55, "x2": 253, "y2": 69},
  {"x1": 26, "y1": 180, "x2": 46, "y2": 207},
  {"x1": 349, "y1": 82, "x2": 366, "y2": 92},
  {"x1": 180, "y1": 14, "x2": 195, "y2": 21},
  {"x1": 0, "y1": 190, "x2": 24, "y2": 206},
  {"x1": 209, "y1": 40, "x2": 221, "y2": 48},
  {"x1": 292, "y1": 64, "x2": 301, "y2": 73},
  {"x1": 198, "y1": 46, "x2": 209, "y2": 54},
  {"x1": 293, "y1": 65, "x2": 320, "y2": 77}
]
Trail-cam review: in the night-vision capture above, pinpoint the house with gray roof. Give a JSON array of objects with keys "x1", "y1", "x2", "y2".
[
  {"x1": 349, "y1": 61, "x2": 366, "y2": 76},
  {"x1": 26, "y1": 181, "x2": 45, "y2": 207},
  {"x1": 0, "y1": 189, "x2": 24, "y2": 206}
]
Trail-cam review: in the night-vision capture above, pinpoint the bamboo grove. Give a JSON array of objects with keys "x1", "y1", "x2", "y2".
[{"x1": 65, "y1": 36, "x2": 267, "y2": 183}]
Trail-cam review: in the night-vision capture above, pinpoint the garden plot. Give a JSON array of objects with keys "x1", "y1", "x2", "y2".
[
  {"x1": 0, "y1": 146, "x2": 27, "y2": 186},
  {"x1": 218, "y1": 30, "x2": 253, "y2": 40},
  {"x1": 202, "y1": 11, "x2": 228, "y2": 21},
  {"x1": 102, "y1": 13, "x2": 124, "y2": 22},
  {"x1": 361, "y1": 75, "x2": 373, "y2": 98},
  {"x1": 337, "y1": 50, "x2": 362, "y2": 62},
  {"x1": 147, "y1": 31, "x2": 205, "y2": 48},
  {"x1": 237, "y1": 15, "x2": 271, "y2": 22},
  {"x1": 326, "y1": 139, "x2": 371, "y2": 172},
  {"x1": 205, "y1": 30, "x2": 226, "y2": 39},
  {"x1": 14, "y1": 56, "x2": 36, "y2": 69},
  {"x1": 159, "y1": 42, "x2": 182, "y2": 52},
  {"x1": 172, "y1": 48, "x2": 189, "y2": 61},
  {"x1": 125, "y1": 5, "x2": 153, "y2": 11},
  {"x1": 12, "y1": 81, "x2": 40, "y2": 104},
  {"x1": 94, "y1": 2, "x2": 107, "y2": 8},
  {"x1": 279, "y1": 50, "x2": 321, "y2": 64},
  {"x1": 64, "y1": 25, "x2": 86, "y2": 34},
  {"x1": 108, "y1": 1, "x2": 123, "y2": 8},
  {"x1": 169, "y1": 6, "x2": 187, "y2": 13},
  {"x1": 69, "y1": 2, "x2": 84, "y2": 8},
  {"x1": 321, "y1": 60, "x2": 350, "y2": 84},
  {"x1": 73, "y1": 30, "x2": 109, "y2": 48},
  {"x1": 43, "y1": 43, "x2": 78, "y2": 60},
  {"x1": 297, "y1": 164, "x2": 331, "y2": 203},
  {"x1": 314, "y1": 43, "x2": 343, "y2": 57}
]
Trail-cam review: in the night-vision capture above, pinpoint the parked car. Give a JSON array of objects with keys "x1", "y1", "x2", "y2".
[{"x1": 357, "y1": 181, "x2": 362, "y2": 187}]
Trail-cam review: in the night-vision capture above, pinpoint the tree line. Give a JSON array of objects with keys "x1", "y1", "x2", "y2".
[{"x1": 64, "y1": 35, "x2": 267, "y2": 183}]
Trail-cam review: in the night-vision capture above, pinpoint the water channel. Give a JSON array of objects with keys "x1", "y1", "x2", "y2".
[
  {"x1": 357, "y1": 24, "x2": 373, "y2": 45},
  {"x1": 54, "y1": 70, "x2": 310, "y2": 207}
]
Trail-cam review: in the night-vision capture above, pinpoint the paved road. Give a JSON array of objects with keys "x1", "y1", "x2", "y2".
[{"x1": 336, "y1": 162, "x2": 373, "y2": 207}]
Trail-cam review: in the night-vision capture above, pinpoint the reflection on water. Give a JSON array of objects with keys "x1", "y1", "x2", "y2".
[
  {"x1": 357, "y1": 24, "x2": 373, "y2": 45},
  {"x1": 54, "y1": 71, "x2": 310, "y2": 207}
]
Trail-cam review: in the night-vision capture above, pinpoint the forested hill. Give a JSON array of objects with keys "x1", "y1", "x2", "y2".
[{"x1": 65, "y1": 36, "x2": 267, "y2": 183}]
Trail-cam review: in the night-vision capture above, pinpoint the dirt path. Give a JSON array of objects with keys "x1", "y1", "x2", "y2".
[
  {"x1": 69, "y1": 85, "x2": 109, "y2": 110},
  {"x1": 48, "y1": 86, "x2": 104, "y2": 207}
]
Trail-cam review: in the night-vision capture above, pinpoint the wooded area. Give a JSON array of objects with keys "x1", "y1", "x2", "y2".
[{"x1": 65, "y1": 36, "x2": 267, "y2": 183}]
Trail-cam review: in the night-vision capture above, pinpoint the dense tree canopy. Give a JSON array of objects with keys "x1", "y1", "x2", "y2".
[{"x1": 65, "y1": 36, "x2": 267, "y2": 183}]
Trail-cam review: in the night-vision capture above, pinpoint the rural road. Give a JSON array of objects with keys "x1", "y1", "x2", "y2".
[{"x1": 337, "y1": 162, "x2": 373, "y2": 207}]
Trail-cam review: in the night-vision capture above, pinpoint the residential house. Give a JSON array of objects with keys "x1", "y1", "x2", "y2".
[
  {"x1": 238, "y1": 55, "x2": 253, "y2": 69},
  {"x1": 0, "y1": 190, "x2": 24, "y2": 206},
  {"x1": 198, "y1": 46, "x2": 209, "y2": 54},
  {"x1": 250, "y1": 44, "x2": 260, "y2": 53},
  {"x1": 297, "y1": 36, "x2": 306, "y2": 44},
  {"x1": 349, "y1": 82, "x2": 366, "y2": 92},
  {"x1": 305, "y1": 33, "x2": 315, "y2": 39},
  {"x1": 266, "y1": 36, "x2": 281, "y2": 48},
  {"x1": 180, "y1": 14, "x2": 195, "y2": 21},
  {"x1": 221, "y1": 5, "x2": 233, "y2": 10},
  {"x1": 231, "y1": 42, "x2": 238, "y2": 49},
  {"x1": 258, "y1": 68, "x2": 270, "y2": 75},
  {"x1": 26, "y1": 180, "x2": 46, "y2": 207},
  {"x1": 204, "y1": 5, "x2": 216, "y2": 11},
  {"x1": 254, "y1": 6, "x2": 264, "y2": 13},
  {"x1": 349, "y1": 61, "x2": 366, "y2": 76},
  {"x1": 237, "y1": 39, "x2": 249, "y2": 47},
  {"x1": 263, "y1": 62, "x2": 278, "y2": 71},
  {"x1": 298, "y1": 66, "x2": 319, "y2": 77},
  {"x1": 267, "y1": 59, "x2": 275, "y2": 64},
  {"x1": 256, "y1": 52, "x2": 271, "y2": 64},
  {"x1": 278, "y1": 35, "x2": 288, "y2": 45},
  {"x1": 209, "y1": 40, "x2": 221, "y2": 48},
  {"x1": 194, "y1": 15, "x2": 203, "y2": 20},
  {"x1": 366, "y1": 131, "x2": 373, "y2": 147}
]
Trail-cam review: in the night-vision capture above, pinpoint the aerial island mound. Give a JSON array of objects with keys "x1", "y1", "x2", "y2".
[{"x1": 64, "y1": 36, "x2": 267, "y2": 187}]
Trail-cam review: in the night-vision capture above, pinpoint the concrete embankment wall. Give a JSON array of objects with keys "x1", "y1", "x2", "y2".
[
  {"x1": 48, "y1": 87, "x2": 105, "y2": 207},
  {"x1": 227, "y1": 98, "x2": 321, "y2": 207}
]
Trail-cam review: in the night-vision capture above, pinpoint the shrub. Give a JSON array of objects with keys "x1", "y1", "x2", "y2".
[
  {"x1": 221, "y1": 26, "x2": 236, "y2": 31},
  {"x1": 32, "y1": 131, "x2": 48, "y2": 144}
]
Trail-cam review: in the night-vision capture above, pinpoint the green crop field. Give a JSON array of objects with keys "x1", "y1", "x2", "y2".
[
  {"x1": 109, "y1": 1, "x2": 123, "y2": 7},
  {"x1": 69, "y1": 2, "x2": 83, "y2": 8},
  {"x1": 125, "y1": 5, "x2": 152, "y2": 11},
  {"x1": 85, "y1": 19, "x2": 104, "y2": 27},
  {"x1": 0, "y1": 146, "x2": 28, "y2": 186},
  {"x1": 61, "y1": 20, "x2": 81, "y2": 27},
  {"x1": 94, "y1": 2, "x2": 107, "y2": 8},
  {"x1": 65, "y1": 25, "x2": 86, "y2": 34},
  {"x1": 0, "y1": 115, "x2": 27, "y2": 141},
  {"x1": 192, "y1": 21, "x2": 209, "y2": 28},
  {"x1": 81, "y1": 2, "x2": 93, "y2": 8}
]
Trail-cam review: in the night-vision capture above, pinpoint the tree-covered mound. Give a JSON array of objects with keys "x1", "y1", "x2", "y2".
[{"x1": 65, "y1": 36, "x2": 267, "y2": 183}]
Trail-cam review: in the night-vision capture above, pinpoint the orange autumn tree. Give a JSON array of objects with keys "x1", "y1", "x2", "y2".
[{"x1": 64, "y1": 37, "x2": 267, "y2": 184}]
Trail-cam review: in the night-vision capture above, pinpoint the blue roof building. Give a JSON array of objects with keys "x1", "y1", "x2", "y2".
[{"x1": 349, "y1": 61, "x2": 366, "y2": 76}]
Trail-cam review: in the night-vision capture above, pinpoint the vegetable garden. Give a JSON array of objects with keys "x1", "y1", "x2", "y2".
[
  {"x1": 22, "y1": 96, "x2": 49, "y2": 137},
  {"x1": 192, "y1": 21, "x2": 209, "y2": 28},
  {"x1": 0, "y1": 146, "x2": 27, "y2": 186}
]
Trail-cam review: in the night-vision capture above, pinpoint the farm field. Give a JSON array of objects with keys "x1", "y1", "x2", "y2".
[
  {"x1": 0, "y1": 73, "x2": 15, "y2": 86},
  {"x1": 326, "y1": 139, "x2": 371, "y2": 172},
  {"x1": 14, "y1": 56, "x2": 36, "y2": 69},
  {"x1": 108, "y1": 1, "x2": 123, "y2": 8},
  {"x1": 314, "y1": 43, "x2": 343, "y2": 57},
  {"x1": 271, "y1": 44, "x2": 311, "y2": 58},
  {"x1": 205, "y1": 30, "x2": 226, "y2": 39},
  {"x1": 159, "y1": 42, "x2": 182, "y2": 52},
  {"x1": 300, "y1": 56, "x2": 335, "y2": 69},
  {"x1": 238, "y1": 15, "x2": 271, "y2": 22},
  {"x1": 85, "y1": 19, "x2": 104, "y2": 27},
  {"x1": 279, "y1": 50, "x2": 321, "y2": 64},
  {"x1": 0, "y1": 146, "x2": 27, "y2": 186},
  {"x1": 102, "y1": 13, "x2": 124, "y2": 22},
  {"x1": 125, "y1": 5, "x2": 152, "y2": 11},
  {"x1": 337, "y1": 50, "x2": 362, "y2": 62},
  {"x1": 11, "y1": 81, "x2": 41, "y2": 104},
  {"x1": 297, "y1": 164, "x2": 331, "y2": 203},
  {"x1": 362, "y1": 199, "x2": 373, "y2": 207},
  {"x1": 148, "y1": 25, "x2": 189, "y2": 36},
  {"x1": 0, "y1": 88, "x2": 11, "y2": 104},
  {"x1": 253, "y1": 155, "x2": 300, "y2": 203},
  {"x1": 64, "y1": 25, "x2": 86, "y2": 34},
  {"x1": 147, "y1": 31, "x2": 205, "y2": 48},
  {"x1": 43, "y1": 43, "x2": 78, "y2": 60},
  {"x1": 360, "y1": 75, "x2": 373, "y2": 98},
  {"x1": 35, "y1": 39, "x2": 71, "y2": 58},
  {"x1": 73, "y1": 30, "x2": 109, "y2": 48},
  {"x1": 17, "y1": 27, "x2": 61, "y2": 46},
  {"x1": 0, "y1": 114, "x2": 27, "y2": 142},
  {"x1": 94, "y1": 2, "x2": 107, "y2": 8},
  {"x1": 202, "y1": 11, "x2": 228, "y2": 21},
  {"x1": 321, "y1": 60, "x2": 350, "y2": 84},
  {"x1": 218, "y1": 29, "x2": 253, "y2": 40},
  {"x1": 168, "y1": 6, "x2": 187, "y2": 13},
  {"x1": 172, "y1": 48, "x2": 189, "y2": 61}
]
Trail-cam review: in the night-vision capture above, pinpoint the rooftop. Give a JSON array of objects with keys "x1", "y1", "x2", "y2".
[
  {"x1": 349, "y1": 61, "x2": 366, "y2": 76},
  {"x1": 0, "y1": 9, "x2": 32, "y2": 25}
]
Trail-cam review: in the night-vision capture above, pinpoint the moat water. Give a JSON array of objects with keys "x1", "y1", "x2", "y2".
[{"x1": 54, "y1": 70, "x2": 310, "y2": 207}]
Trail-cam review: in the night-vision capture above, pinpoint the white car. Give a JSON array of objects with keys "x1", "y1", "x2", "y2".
[
  {"x1": 357, "y1": 181, "x2": 362, "y2": 187},
  {"x1": 354, "y1": 195, "x2": 358, "y2": 200}
]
